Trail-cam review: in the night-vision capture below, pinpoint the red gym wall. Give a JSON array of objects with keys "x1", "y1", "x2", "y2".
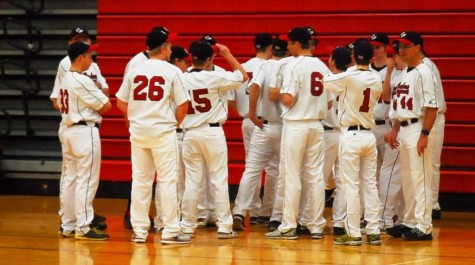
[{"x1": 96, "y1": 0, "x2": 475, "y2": 193}]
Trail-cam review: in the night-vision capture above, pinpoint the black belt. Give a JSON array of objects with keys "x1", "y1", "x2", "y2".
[
  {"x1": 209, "y1": 123, "x2": 220, "y2": 127},
  {"x1": 176, "y1": 128, "x2": 183, "y2": 133},
  {"x1": 348, "y1": 125, "x2": 370, "y2": 131},
  {"x1": 323, "y1": 125, "x2": 333, "y2": 131},
  {"x1": 400, "y1": 118, "x2": 418, "y2": 127},
  {"x1": 257, "y1": 116, "x2": 269, "y2": 124},
  {"x1": 72, "y1": 121, "x2": 99, "y2": 129},
  {"x1": 375, "y1": 120, "x2": 386, "y2": 125}
]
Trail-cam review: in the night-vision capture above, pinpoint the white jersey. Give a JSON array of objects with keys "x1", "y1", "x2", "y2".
[
  {"x1": 181, "y1": 69, "x2": 243, "y2": 129},
  {"x1": 116, "y1": 59, "x2": 189, "y2": 148},
  {"x1": 370, "y1": 64, "x2": 390, "y2": 120},
  {"x1": 187, "y1": 64, "x2": 226, "y2": 72},
  {"x1": 250, "y1": 59, "x2": 281, "y2": 122},
  {"x1": 324, "y1": 70, "x2": 383, "y2": 129},
  {"x1": 346, "y1": 65, "x2": 357, "y2": 72},
  {"x1": 280, "y1": 56, "x2": 331, "y2": 121},
  {"x1": 269, "y1": 56, "x2": 295, "y2": 89},
  {"x1": 124, "y1": 51, "x2": 149, "y2": 77},
  {"x1": 57, "y1": 71, "x2": 108, "y2": 126},
  {"x1": 390, "y1": 63, "x2": 438, "y2": 121},
  {"x1": 322, "y1": 96, "x2": 340, "y2": 128},
  {"x1": 51, "y1": 56, "x2": 108, "y2": 100},
  {"x1": 422, "y1": 57, "x2": 447, "y2": 114},
  {"x1": 230, "y1": 57, "x2": 267, "y2": 117}
]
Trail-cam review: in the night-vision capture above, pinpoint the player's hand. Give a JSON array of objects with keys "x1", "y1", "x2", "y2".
[
  {"x1": 384, "y1": 129, "x2": 399, "y2": 149},
  {"x1": 94, "y1": 81, "x2": 103, "y2": 89},
  {"x1": 215, "y1": 43, "x2": 231, "y2": 57},
  {"x1": 386, "y1": 58, "x2": 396, "y2": 74},
  {"x1": 417, "y1": 134, "x2": 428, "y2": 156},
  {"x1": 250, "y1": 115, "x2": 264, "y2": 129}
]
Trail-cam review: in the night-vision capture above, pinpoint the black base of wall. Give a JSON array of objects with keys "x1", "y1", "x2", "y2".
[{"x1": 1, "y1": 178, "x2": 474, "y2": 212}]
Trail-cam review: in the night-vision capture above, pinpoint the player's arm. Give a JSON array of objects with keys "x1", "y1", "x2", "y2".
[
  {"x1": 385, "y1": 120, "x2": 400, "y2": 149},
  {"x1": 248, "y1": 83, "x2": 264, "y2": 128},
  {"x1": 175, "y1": 101, "x2": 188, "y2": 127},
  {"x1": 417, "y1": 107, "x2": 437, "y2": 156},
  {"x1": 215, "y1": 44, "x2": 248, "y2": 82},
  {"x1": 268, "y1": 87, "x2": 281, "y2": 101},
  {"x1": 98, "y1": 100, "x2": 111, "y2": 115},
  {"x1": 382, "y1": 59, "x2": 395, "y2": 102},
  {"x1": 281, "y1": 93, "x2": 294, "y2": 107}
]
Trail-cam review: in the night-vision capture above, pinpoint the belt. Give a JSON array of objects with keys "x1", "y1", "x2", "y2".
[
  {"x1": 209, "y1": 123, "x2": 220, "y2": 127},
  {"x1": 375, "y1": 120, "x2": 386, "y2": 125},
  {"x1": 399, "y1": 118, "x2": 418, "y2": 127},
  {"x1": 176, "y1": 128, "x2": 183, "y2": 133},
  {"x1": 72, "y1": 121, "x2": 99, "y2": 129},
  {"x1": 323, "y1": 125, "x2": 333, "y2": 131},
  {"x1": 257, "y1": 116, "x2": 269, "y2": 124},
  {"x1": 348, "y1": 125, "x2": 370, "y2": 131}
]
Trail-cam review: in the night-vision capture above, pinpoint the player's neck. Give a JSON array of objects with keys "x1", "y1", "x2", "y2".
[
  {"x1": 255, "y1": 53, "x2": 269, "y2": 60},
  {"x1": 356, "y1": 64, "x2": 370, "y2": 71},
  {"x1": 296, "y1": 49, "x2": 312, "y2": 57},
  {"x1": 406, "y1": 54, "x2": 423, "y2": 68},
  {"x1": 70, "y1": 64, "x2": 85, "y2": 73}
]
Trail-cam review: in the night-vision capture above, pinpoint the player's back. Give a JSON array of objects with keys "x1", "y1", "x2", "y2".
[
  {"x1": 233, "y1": 57, "x2": 267, "y2": 117},
  {"x1": 253, "y1": 59, "x2": 281, "y2": 121},
  {"x1": 422, "y1": 57, "x2": 446, "y2": 113},
  {"x1": 182, "y1": 70, "x2": 243, "y2": 129},
  {"x1": 281, "y1": 56, "x2": 331, "y2": 121},
  {"x1": 124, "y1": 51, "x2": 149, "y2": 77}
]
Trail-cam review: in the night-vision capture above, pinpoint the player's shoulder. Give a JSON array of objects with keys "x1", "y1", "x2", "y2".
[
  {"x1": 59, "y1": 56, "x2": 71, "y2": 70},
  {"x1": 415, "y1": 62, "x2": 433, "y2": 75}
]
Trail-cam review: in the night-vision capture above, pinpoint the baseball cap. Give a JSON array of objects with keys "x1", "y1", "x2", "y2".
[
  {"x1": 170, "y1": 46, "x2": 189, "y2": 60},
  {"x1": 189, "y1": 40, "x2": 213, "y2": 60},
  {"x1": 200, "y1": 35, "x2": 217, "y2": 45},
  {"x1": 370, "y1": 33, "x2": 389, "y2": 46},
  {"x1": 303, "y1": 26, "x2": 318, "y2": 39},
  {"x1": 254, "y1": 33, "x2": 273, "y2": 49},
  {"x1": 385, "y1": 40, "x2": 400, "y2": 55},
  {"x1": 397, "y1": 31, "x2": 424, "y2": 47},
  {"x1": 331, "y1": 46, "x2": 352, "y2": 67},
  {"x1": 353, "y1": 41, "x2": 374, "y2": 62},
  {"x1": 69, "y1": 27, "x2": 89, "y2": 41},
  {"x1": 146, "y1": 26, "x2": 178, "y2": 50},
  {"x1": 282, "y1": 27, "x2": 311, "y2": 44},
  {"x1": 272, "y1": 35, "x2": 288, "y2": 51},
  {"x1": 68, "y1": 41, "x2": 99, "y2": 61}
]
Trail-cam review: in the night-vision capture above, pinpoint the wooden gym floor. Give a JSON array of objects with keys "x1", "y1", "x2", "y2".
[{"x1": 0, "y1": 195, "x2": 475, "y2": 264}]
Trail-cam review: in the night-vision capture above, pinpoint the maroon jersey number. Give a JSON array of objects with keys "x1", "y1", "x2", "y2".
[
  {"x1": 187, "y1": 88, "x2": 212, "y2": 114},
  {"x1": 310, "y1": 72, "x2": 323, "y2": 96},
  {"x1": 59, "y1": 89, "x2": 69, "y2": 114},
  {"x1": 133, "y1": 75, "x2": 164, "y2": 101},
  {"x1": 359, "y1": 88, "x2": 371, "y2": 113}
]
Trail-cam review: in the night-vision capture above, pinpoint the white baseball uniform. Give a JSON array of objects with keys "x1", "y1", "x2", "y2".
[
  {"x1": 180, "y1": 68, "x2": 244, "y2": 234},
  {"x1": 57, "y1": 71, "x2": 108, "y2": 235},
  {"x1": 422, "y1": 57, "x2": 446, "y2": 211},
  {"x1": 233, "y1": 59, "x2": 280, "y2": 219},
  {"x1": 116, "y1": 59, "x2": 189, "y2": 240},
  {"x1": 52, "y1": 56, "x2": 108, "y2": 225},
  {"x1": 390, "y1": 63, "x2": 438, "y2": 234},
  {"x1": 278, "y1": 56, "x2": 330, "y2": 234},
  {"x1": 324, "y1": 69, "x2": 383, "y2": 238}
]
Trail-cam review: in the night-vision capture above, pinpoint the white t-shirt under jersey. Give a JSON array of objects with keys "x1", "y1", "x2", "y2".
[
  {"x1": 389, "y1": 63, "x2": 438, "y2": 121},
  {"x1": 51, "y1": 56, "x2": 109, "y2": 100},
  {"x1": 116, "y1": 59, "x2": 190, "y2": 148},
  {"x1": 58, "y1": 71, "x2": 108, "y2": 126},
  {"x1": 182, "y1": 69, "x2": 244, "y2": 129},
  {"x1": 280, "y1": 56, "x2": 331, "y2": 121},
  {"x1": 324, "y1": 70, "x2": 383, "y2": 129}
]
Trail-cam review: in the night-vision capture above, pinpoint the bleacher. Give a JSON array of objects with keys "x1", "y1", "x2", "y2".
[{"x1": 96, "y1": 0, "x2": 475, "y2": 193}]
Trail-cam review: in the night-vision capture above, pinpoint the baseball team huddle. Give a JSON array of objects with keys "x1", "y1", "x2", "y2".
[{"x1": 53, "y1": 24, "x2": 445, "y2": 246}]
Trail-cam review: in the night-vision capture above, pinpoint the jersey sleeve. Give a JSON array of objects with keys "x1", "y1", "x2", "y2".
[
  {"x1": 419, "y1": 68, "x2": 438, "y2": 109},
  {"x1": 171, "y1": 71, "x2": 190, "y2": 106},
  {"x1": 269, "y1": 61, "x2": 286, "y2": 89},
  {"x1": 116, "y1": 74, "x2": 132, "y2": 103},
  {"x1": 50, "y1": 61, "x2": 68, "y2": 99},
  {"x1": 250, "y1": 63, "x2": 267, "y2": 89},
  {"x1": 213, "y1": 70, "x2": 244, "y2": 91},
  {"x1": 281, "y1": 64, "x2": 299, "y2": 96},
  {"x1": 73, "y1": 74, "x2": 109, "y2": 111},
  {"x1": 323, "y1": 72, "x2": 347, "y2": 94}
]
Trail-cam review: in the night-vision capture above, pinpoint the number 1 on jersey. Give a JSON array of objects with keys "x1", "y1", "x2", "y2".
[{"x1": 359, "y1": 88, "x2": 371, "y2": 113}]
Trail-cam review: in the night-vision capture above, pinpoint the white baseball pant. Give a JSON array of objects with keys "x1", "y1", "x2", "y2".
[{"x1": 431, "y1": 113, "x2": 445, "y2": 210}]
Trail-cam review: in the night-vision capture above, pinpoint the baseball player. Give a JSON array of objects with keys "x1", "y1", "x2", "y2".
[
  {"x1": 421, "y1": 53, "x2": 446, "y2": 220},
  {"x1": 51, "y1": 27, "x2": 109, "y2": 232},
  {"x1": 265, "y1": 27, "x2": 330, "y2": 240},
  {"x1": 385, "y1": 31, "x2": 438, "y2": 241},
  {"x1": 229, "y1": 33, "x2": 273, "y2": 229},
  {"x1": 324, "y1": 41, "x2": 383, "y2": 246},
  {"x1": 116, "y1": 26, "x2": 191, "y2": 244},
  {"x1": 324, "y1": 46, "x2": 352, "y2": 236},
  {"x1": 180, "y1": 41, "x2": 248, "y2": 239},
  {"x1": 232, "y1": 36, "x2": 286, "y2": 229},
  {"x1": 57, "y1": 41, "x2": 111, "y2": 240},
  {"x1": 169, "y1": 46, "x2": 190, "y2": 73}
]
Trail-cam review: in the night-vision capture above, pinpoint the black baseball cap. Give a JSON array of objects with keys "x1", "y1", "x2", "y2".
[
  {"x1": 170, "y1": 46, "x2": 189, "y2": 60},
  {"x1": 385, "y1": 40, "x2": 400, "y2": 55},
  {"x1": 189, "y1": 41, "x2": 213, "y2": 60},
  {"x1": 272, "y1": 35, "x2": 288, "y2": 52},
  {"x1": 254, "y1": 33, "x2": 273, "y2": 49},
  {"x1": 353, "y1": 41, "x2": 374, "y2": 62},
  {"x1": 281, "y1": 27, "x2": 311, "y2": 45},
  {"x1": 370, "y1": 33, "x2": 389, "y2": 46},
  {"x1": 69, "y1": 27, "x2": 89, "y2": 41},
  {"x1": 68, "y1": 41, "x2": 99, "y2": 61},
  {"x1": 303, "y1": 26, "x2": 318, "y2": 39},
  {"x1": 146, "y1": 26, "x2": 178, "y2": 50},
  {"x1": 331, "y1": 46, "x2": 352, "y2": 67},
  {"x1": 200, "y1": 35, "x2": 217, "y2": 45},
  {"x1": 397, "y1": 31, "x2": 424, "y2": 47},
  {"x1": 348, "y1": 38, "x2": 369, "y2": 50}
]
